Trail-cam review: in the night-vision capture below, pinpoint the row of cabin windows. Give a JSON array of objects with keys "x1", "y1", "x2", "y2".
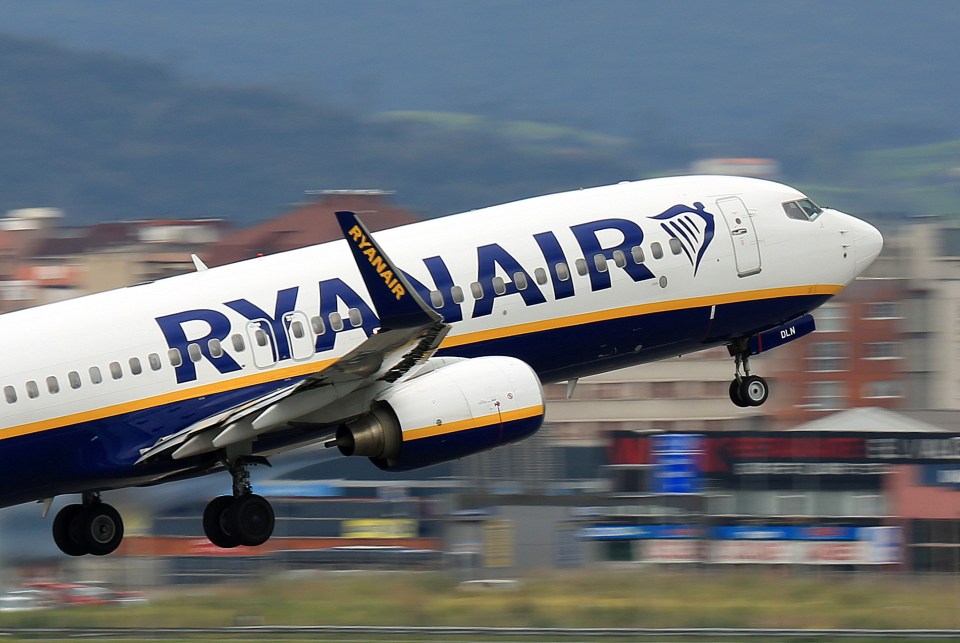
[
  {"x1": 3, "y1": 242, "x2": 685, "y2": 403},
  {"x1": 2, "y1": 308, "x2": 371, "y2": 404},
  {"x1": 4, "y1": 352, "x2": 167, "y2": 404},
  {"x1": 430, "y1": 241, "x2": 681, "y2": 308}
]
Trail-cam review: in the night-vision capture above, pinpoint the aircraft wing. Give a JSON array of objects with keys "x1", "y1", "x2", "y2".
[{"x1": 137, "y1": 211, "x2": 449, "y2": 464}]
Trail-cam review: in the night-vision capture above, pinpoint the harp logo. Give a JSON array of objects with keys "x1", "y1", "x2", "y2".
[{"x1": 650, "y1": 202, "x2": 716, "y2": 276}]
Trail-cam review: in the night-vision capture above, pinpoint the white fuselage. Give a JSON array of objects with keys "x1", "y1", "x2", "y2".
[{"x1": 0, "y1": 176, "x2": 882, "y2": 507}]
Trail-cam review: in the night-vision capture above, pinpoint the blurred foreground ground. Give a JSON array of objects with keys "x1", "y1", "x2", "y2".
[{"x1": 0, "y1": 568, "x2": 958, "y2": 631}]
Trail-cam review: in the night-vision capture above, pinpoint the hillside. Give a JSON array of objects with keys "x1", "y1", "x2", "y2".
[
  {"x1": 2, "y1": 29, "x2": 960, "y2": 224},
  {"x1": 0, "y1": 35, "x2": 641, "y2": 223}
]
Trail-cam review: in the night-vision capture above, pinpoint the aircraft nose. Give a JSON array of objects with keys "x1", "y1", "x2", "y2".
[{"x1": 853, "y1": 219, "x2": 883, "y2": 275}]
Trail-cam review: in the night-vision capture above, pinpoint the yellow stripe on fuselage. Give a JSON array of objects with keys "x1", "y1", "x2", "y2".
[{"x1": 0, "y1": 283, "x2": 841, "y2": 442}]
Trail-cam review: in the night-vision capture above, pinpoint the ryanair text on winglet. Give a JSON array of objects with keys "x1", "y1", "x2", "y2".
[{"x1": 346, "y1": 224, "x2": 406, "y2": 300}]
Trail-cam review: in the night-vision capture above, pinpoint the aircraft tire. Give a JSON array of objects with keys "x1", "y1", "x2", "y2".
[
  {"x1": 728, "y1": 380, "x2": 749, "y2": 408},
  {"x1": 203, "y1": 495, "x2": 240, "y2": 548},
  {"x1": 53, "y1": 504, "x2": 88, "y2": 556},
  {"x1": 80, "y1": 503, "x2": 125, "y2": 556},
  {"x1": 225, "y1": 494, "x2": 275, "y2": 547},
  {"x1": 739, "y1": 375, "x2": 769, "y2": 407}
]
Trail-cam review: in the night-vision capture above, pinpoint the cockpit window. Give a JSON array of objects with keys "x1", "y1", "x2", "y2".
[{"x1": 782, "y1": 198, "x2": 823, "y2": 221}]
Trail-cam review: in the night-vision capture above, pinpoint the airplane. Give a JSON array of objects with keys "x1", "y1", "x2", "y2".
[{"x1": 0, "y1": 175, "x2": 882, "y2": 556}]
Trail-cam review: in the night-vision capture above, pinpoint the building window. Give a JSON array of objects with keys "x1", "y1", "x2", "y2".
[
  {"x1": 806, "y1": 381, "x2": 845, "y2": 411},
  {"x1": 814, "y1": 304, "x2": 846, "y2": 332},
  {"x1": 865, "y1": 302, "x2": 901, "y2": 319},
  {"x1": 807, "y1": 341, "x2": 847, "y2": 371},
  {"x1": 865, "y1": 342, "x2": 901, "y2": 360},
  {"x1": 863, "y1": 380, "x2": 903, "y2": 399}
]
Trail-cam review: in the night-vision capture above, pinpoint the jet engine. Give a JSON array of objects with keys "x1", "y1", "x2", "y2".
[{"x1": 330, "y1": 356, "x2": 544, "y2": 471}]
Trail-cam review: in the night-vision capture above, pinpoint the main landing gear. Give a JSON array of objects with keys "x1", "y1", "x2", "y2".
[
  {"x1": 728, "y1": 344, "x2": 769, "y2": 408},
  {"x1": 52, "y1": 493, "x2": 124, "y2": 557},
  {"x1": 202, "y1": 457, "x2": 275, "y2": 549}
]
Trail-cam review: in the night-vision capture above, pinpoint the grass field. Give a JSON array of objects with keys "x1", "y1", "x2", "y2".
[{"x1": 1, "y1": 568, "x2": 958, "y2": 631}]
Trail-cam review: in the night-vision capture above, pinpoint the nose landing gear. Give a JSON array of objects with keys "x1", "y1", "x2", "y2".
[{"x1": 728, "y1": 346, "x2": 769, "y2": 407}]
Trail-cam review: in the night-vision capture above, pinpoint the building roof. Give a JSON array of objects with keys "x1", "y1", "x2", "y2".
[
  {"x1": 788, "y1": 407, "x2": 948, "y2": 433},
  {"x1": 204, "y1": 193, "x2": 420, "y2": 267}
]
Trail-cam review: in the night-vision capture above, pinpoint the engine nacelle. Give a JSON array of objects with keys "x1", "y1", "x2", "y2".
[{"x1": 331, "y1": 356, "x2": 544, "y2": 471}]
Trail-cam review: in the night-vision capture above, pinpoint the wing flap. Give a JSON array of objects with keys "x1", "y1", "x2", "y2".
[{"x1": 137, "y1": 211, "x2": 449, "y2": 464}]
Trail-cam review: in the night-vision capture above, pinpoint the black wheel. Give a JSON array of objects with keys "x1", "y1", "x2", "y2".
[
  {"x1": 80, "y1": 503, "x2": 124, "y2": 556},
  {"x1": 739, "y1": 375, "x2": 769, "y2": 407},
  {"x1": 52, "y1": 504, "x2": 88, "y2": 556},
  {"x1": 203, "y1": 495, "x2": 240, "y2": 548},
  {"x1": 729, "y1": 379, "x2": 749, "y2": 407},
  {"x1": 225, "y1": 494, "x2": 275, "y2": 547}
]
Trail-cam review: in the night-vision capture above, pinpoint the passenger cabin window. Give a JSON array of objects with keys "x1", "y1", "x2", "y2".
[
  {"x1": 109, "y1": 361, "x2": 123, "y2": 380},
  {"x1": 613, "y1": 250, "x2": 628, "y2": 268},
  {"x1": 328, "y1": 312, "x2": 344, "y2": 332},
  {"x1": 253, "y1": 328, "x2": 269, "y2": 347},
  {"x1": 26, "y1": 381, "x2": 39, "y2": 399},
  {"x1": 669, "y1": 238, "x2": 682, "y2": 255},
  {"x1": 451, "y1": 285, "x2": 465, "y2": 304},
  {"x1": 470, "y1": 282, "x2": 484, "y2": 299},
  {"x1": 492, "y1": 276, "x2": 507, "y2": 295},
  {"x1": 783, "y1": 198, "x2": 823, "y2": 221},
  {"x1": 129, "y1": 357, "x2": 143, "y2": 375},
  {"x1": 187, "y1": 344, "x2": 203, "y2": 363},
  {"x1": 148, "y1": 353, "x2": 162, "y2": 371},
  {"x1": 593, "y1": 254, "x2": 608, "y2": 272},
  {"x1": 168, "y1": 349, "x2": 183, "y2": 368},
  {"x1": 514, "y1": 272, "x2": 528, "y2": 291},
  {"x1": 89, "y1": 366, "x2": 103, "y2": 385},
  {"x1": 430, "y1": 290, "x2": 444, "y2": 308},
  {"x1": 651, "y1": 242, "x2": 663, "y2": 259},
  {"x1": 556, "y1": 263, "x2": 570, "y2": 281},
  {"x1": 348, "y1": 308, "x2": 362, "y2": 327},
  {"x1": 290, "y1": 320, "x2": 306, "y2": 340},
  {"x1": 631, "y1": 246, "x2": 645, "y2": 264},
  {"x1": 309, "y1": 317, "x2": 325, "y2": 336},
  {"x1": 46, "y1": 376, "x2": 60, "y2": 394},
  {"x1": 208, "y1": 339, "x2": 224, "y2": 358},
  {"x1": 68, "y1": 371, "x2": 82, "y2": 389},
  {"x1": 3, "y1": 386, "x2": 16, "y2": 403},
  {"x1": 575, "y1": 258, "x2": 588, "y2": 276}
]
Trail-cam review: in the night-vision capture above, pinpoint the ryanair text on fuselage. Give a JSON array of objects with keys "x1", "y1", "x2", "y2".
[{"x1": 156, "y1": 207, "x2": 712, "y2": 384}]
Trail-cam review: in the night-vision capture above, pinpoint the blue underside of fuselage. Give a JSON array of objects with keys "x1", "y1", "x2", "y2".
[{"x1": 0, "y1": 293, "x2": 828, "y2": 508}]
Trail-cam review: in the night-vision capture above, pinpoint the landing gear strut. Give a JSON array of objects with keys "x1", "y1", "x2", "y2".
[
  {"x1": 52, "y1": 493, "x2": 124, "y2": 557},
  {"x1": 728, "y1": 343, "x2": 769, "y2": 408},
  {"x1": 202, "y1": 457, "x2": 275, "y2": 548}
]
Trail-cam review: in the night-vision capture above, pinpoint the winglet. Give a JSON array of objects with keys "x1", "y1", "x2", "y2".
[{"x1": 336, "y1": 211, "x2": 441, "y2": 330}]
